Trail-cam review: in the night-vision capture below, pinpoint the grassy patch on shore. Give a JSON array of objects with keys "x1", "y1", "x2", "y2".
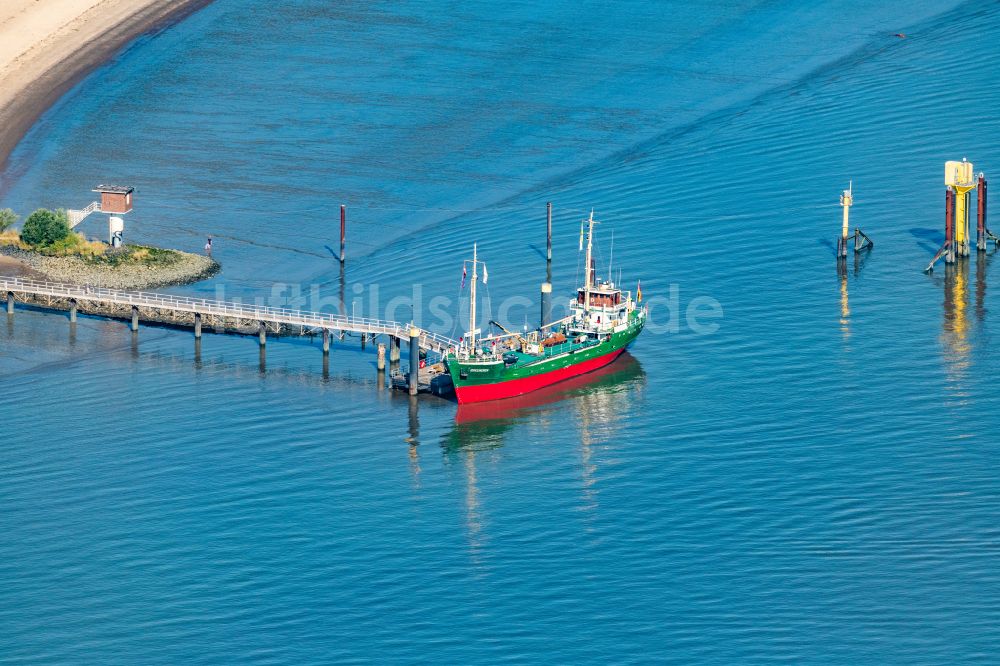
[
  {"x1": 0, "y1": 230, "x2": 184, "y2": 266},
  {"x1": 0, "y1": 229, "x2": 28, "y2": 249},
  {"x1": 100, "y1": 244, "x2": 184, "y2": 267}
]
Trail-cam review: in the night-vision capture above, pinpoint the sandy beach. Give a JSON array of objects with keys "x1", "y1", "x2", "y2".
[{"x1": 0, "y1": 0, "x2": 209, "y2": 171}]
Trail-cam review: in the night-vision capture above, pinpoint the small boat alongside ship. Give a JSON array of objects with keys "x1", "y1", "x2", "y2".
[{"x1": 444, "y1": 211, "x2": 645, "y2": 404}]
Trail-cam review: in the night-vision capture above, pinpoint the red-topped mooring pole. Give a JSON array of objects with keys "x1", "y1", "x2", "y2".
[
  {"x1": 978, "y1": 175, "x2": 988, "y2": 251},
  {"x1": 946, "y1": 188, "x2": 955, "y2": 264}
]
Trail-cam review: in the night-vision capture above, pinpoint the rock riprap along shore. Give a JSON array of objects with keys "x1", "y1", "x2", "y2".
[{"x1": 0, "y1": 244, "x2": 219, "y2": 290}]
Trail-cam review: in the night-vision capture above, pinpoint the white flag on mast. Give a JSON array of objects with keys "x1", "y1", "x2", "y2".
[{"x1": 482, "y1": 263, "x2": 488, "y2": 284}]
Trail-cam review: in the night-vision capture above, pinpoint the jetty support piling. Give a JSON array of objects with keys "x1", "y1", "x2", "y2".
[
  {"x1": 361, "y1": 332, "x2": 366, "y2": 350},
  {"x1": 408, "y1": 325, "x2": 419, "y2": 396},
  {"x1": 322, "y1": 328, "x2": 330, "y2": 354},
  {"x1": 70, "y1": 299, "x2": 77, "y2": 323},
  {"x1": 339, "y1": 204, "x2": 346, "y2": 263},
  {"x1": 377, "y1": 342, "x2": 386, "y2": 371},
  {"x1": 541, "y1": 282, "x2": 552, "y2": 328},
  {"x1": 0, "y1": 277, "x2": 459, "y2": 377}
]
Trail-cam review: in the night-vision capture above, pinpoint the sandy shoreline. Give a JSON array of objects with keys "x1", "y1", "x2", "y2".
[{"x1": 0, "y1": 0, "x2": 211, "y2": 172}]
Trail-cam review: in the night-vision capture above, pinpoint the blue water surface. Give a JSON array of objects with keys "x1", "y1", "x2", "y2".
[{"x1": 4, "y1": 0, "x2": 1000, "y2": 663}]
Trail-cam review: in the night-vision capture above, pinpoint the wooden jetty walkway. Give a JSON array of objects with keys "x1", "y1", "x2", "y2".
[{"x1": 2, "y1": 276, "x2": 458, "y2": 394}]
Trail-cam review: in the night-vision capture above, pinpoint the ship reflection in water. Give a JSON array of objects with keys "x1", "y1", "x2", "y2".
[
  {"x1": 436, "y1": 352, "x2": 646, "y2": 559},
  {"x1": 444, "y1": 351, "x2": 646, "y2": 450}
]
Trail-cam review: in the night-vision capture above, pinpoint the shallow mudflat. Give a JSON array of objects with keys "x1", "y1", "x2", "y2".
[{"x1": 0, "y1": 253, "x2": 42, "y2": 278}]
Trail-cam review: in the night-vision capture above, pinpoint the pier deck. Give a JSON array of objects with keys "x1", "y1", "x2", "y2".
[{"x1": 1, "y1": 276, "x2": 457, "y2": 354}]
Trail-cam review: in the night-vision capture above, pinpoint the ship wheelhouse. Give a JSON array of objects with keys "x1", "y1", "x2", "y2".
[
  {"x1": 577, "y1": 284, "x2": 622, "y2": 308},
  {"x1": 570, "y1": 278, "x2": 636, "y2": 337}
]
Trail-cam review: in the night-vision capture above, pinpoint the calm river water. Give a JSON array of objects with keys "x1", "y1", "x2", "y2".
[{"x1": 4, "y1": 1, "x2": 1000, "y2": 662}]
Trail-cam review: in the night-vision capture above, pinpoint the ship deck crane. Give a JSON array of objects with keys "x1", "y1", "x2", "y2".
[{"x1": 489, "y1": 319, "x2": 529, "y2": 349}]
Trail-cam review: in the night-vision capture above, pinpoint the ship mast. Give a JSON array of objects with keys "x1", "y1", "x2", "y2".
[
  {"x1": 608, "y1": 229, "x2": 614, "y2": 288},
  {"x1": 469, "y1": 243, "x2": 478, "y2": 350},
  {"x1": 583, "y1": 210, "x2": 597, "y2": 311}
]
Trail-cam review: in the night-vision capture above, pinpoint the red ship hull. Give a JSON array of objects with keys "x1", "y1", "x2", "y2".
[
  {"x1": 453, "y1": 346, "x2": 626, "y2": 404},
  {"x1": 454, "y1": 353, "x2": 640, "y2": 422}
]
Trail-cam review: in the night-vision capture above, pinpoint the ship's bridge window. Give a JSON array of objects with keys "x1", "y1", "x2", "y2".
[{"x1": 579, "y1": 289, "x2": 623, "y2": 307}]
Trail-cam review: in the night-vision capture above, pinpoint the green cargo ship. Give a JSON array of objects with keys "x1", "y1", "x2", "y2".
[{"x1": 446, "y1": 211, "x2": 645, "y2": 403}]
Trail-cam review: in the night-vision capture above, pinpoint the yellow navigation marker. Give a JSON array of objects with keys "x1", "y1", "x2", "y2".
[{"x1": 946, "y1": 159, "x2": 976, "y2": 255}]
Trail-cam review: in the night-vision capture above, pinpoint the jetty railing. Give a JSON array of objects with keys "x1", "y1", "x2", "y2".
[{"x1": 1, "y1": 276, "x2": 457, "y2": 353}]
